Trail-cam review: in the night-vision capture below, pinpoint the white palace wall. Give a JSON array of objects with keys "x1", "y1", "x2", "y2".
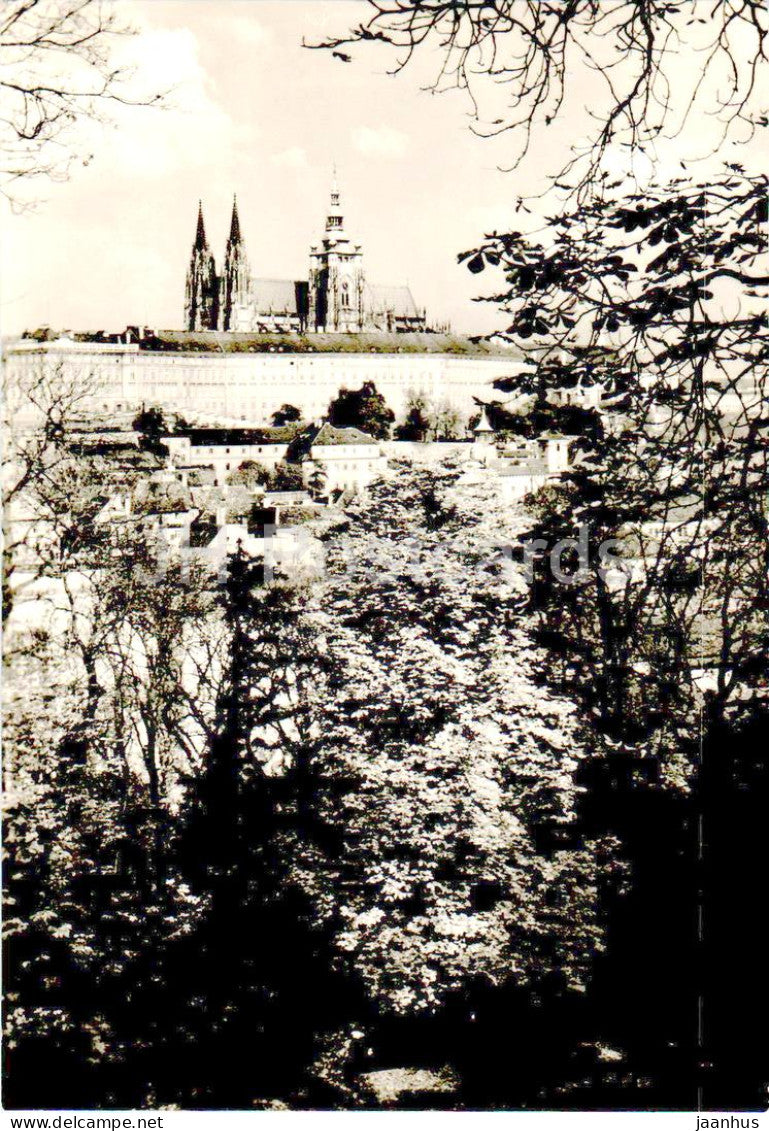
[{"x1": 3, "y1": 338, "x2": 524, "y2": 427}]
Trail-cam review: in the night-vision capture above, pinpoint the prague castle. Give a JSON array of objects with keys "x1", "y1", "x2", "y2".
[
  {"x1": 185, "y1": 179, "x2": 428, "y2": 335},
  {"x1": 5, "y1": 178, "x2": 526, "y2": 427}
]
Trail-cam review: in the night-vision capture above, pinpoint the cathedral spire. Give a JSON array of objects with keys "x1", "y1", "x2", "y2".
[
  {"x1": 221, "y1": 193, "x2": 251, "y2": 331},
  {"x1": 194, "y1": 200, "x2": 208, "y2": 250},
  {"x1": 229, "y1": 194, "x2": 241, "y2": 244},
  {"x1": 326, "y1": 167, "x2": 344, "y2": 233},
  {"x1": 186, "y1": 201, "x2": 218, "y2": 330}
]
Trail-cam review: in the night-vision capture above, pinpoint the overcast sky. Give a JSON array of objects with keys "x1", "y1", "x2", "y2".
[{"x1": 1, "y1": 1, "x2": 762, "y2": 337}]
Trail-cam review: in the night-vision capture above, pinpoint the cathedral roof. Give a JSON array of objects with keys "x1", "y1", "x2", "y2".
[
  {"x1": 246, "y1": 279, "x2": 421, "y2": 321},
  {"x1": 367, "y1": 283, "x2": 421, "y2": 320},
  {"x1": 251, "y1": 278, "x2": 306, "y2": 315}
]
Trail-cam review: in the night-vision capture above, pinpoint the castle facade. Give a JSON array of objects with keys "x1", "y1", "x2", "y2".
[
  {"x1": 5, "y1": 333, "x2": 521, "y2": 428},
  {"x1": 185, "y1": 180, "x2": 428, "y2": 335}
]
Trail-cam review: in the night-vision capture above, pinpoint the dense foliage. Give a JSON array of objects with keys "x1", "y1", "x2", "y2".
[
  {"x1": 454, "y1": 168, "x2": 768, "y2": 1106},
  {"x1": 271, "y1": 404, "x2": 303, "y2": 427},
  {"x1": 3, "y1": 445, "x2": 623, "y2": 1106},
  {"x1": 286, "y1": 464, "x2": 618, "y2": 1017},
  {"x1": 327, "y1": 381, "x2": 395, "y2": 439},
  {"x1": 132, "y1": 407, "x2": 168, "y2": 455},
  {"x1": 394, "y1": 393, "x2": 465, "y2": 441},
  {"x1": 463, "y1": 169, "x2": 768, "y2": 743}
]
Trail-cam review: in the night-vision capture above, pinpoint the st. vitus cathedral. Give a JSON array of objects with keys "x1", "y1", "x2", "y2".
[{"x1": 184, "y1": 178, "x2": 428, "y2": 335}]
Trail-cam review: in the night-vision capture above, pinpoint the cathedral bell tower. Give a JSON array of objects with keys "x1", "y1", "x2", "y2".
[
  {"x1": 220, "y1": 196, "x2": 252, "y2": 331},
  {"x1": 309, "y1": 173, "x2": 365, "y2": 333},
  {"x1": 184, "y1": 202, "x2": 219, "y2": 331}
]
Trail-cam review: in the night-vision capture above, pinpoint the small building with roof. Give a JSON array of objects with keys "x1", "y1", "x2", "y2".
[
  {"x1": 462, "y1": 412, "x2": 578, "y2": 500},
  {"x1": 162, "y1": 425, "x2": 300, "y2": 484},
  {"x1": 285, "y1": 421, "x2": 388, "y2": 494}
]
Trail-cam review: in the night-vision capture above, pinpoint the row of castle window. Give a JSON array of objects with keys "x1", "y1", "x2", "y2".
[
  {"x1": 134, "y1": 373, "x2": 463, "y2": 387},
  {"x1": 132, "y1": 361, "x2": 447, "y2": 378}
]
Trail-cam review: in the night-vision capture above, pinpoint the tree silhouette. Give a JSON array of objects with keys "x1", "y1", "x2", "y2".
[
  {"x1": 327, "y1": 382, "x2": 395, "y2": 439},
  {"x1": 272, "y1": 404, "x2": 302, "y2": 427},
  {"x1": 462, "y1": 169, "x2": 767, "y2": 735},
  {"x1": 394, "y1": 393, "x2": 432, "y2": 441},
  {"x1": 457, "y1": 167, "x2": 767, "y2": 1107},
  {"x1": 132, "y1": 406, "x2": 168, "y2": 454}
]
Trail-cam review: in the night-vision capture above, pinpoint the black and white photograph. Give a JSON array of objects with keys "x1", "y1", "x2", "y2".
[{"x1": 1, "y1": 0, "x2": 767, "y2": 1117}]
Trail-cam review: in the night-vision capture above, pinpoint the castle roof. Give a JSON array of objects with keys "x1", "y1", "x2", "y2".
[{"x1": 140, "y1": 329, "x2": 514, "y2": 356}]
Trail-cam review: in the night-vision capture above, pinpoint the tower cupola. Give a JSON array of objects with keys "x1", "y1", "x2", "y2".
[{"x1": 326, "y1": 171, "x2": 345, "y2": 233}]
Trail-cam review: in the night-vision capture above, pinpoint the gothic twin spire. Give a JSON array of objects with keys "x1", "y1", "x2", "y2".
[
  {"x1": 194, "y1": 196, "x2": 242, "y2": 250},
  {"x1": 186, "y1": 176, "x2": 355, "y2": 333}
]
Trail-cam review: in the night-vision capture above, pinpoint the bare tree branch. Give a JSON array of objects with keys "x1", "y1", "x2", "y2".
[
  {"x1": 0, "y1": 0, "x2": 166, "y2": 206},
  {"x1": 308, "y1": 1, "x2": 768, "y2": 197}
]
